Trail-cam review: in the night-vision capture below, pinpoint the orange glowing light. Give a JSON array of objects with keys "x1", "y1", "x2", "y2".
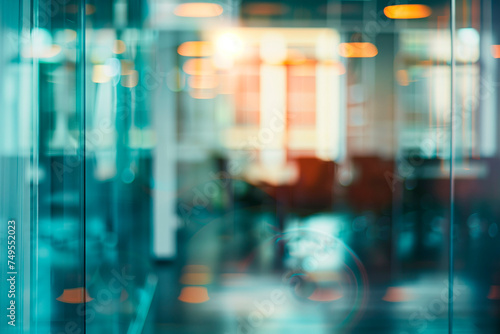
[
  {"x1": 178, "y1": 287, "x2": 210, "y2": 303},
  {"x1": 180, "y1": 273, "x2": 212, "y2": 285},
  {"x1": 113, "y1": 40, "x2": 126, "y2": 54},
  {"x1": 56, "y1": 287, "x2": 93, "y2": 304},
  {"x1": 308, "y1": 288, "x2": 343, "y2": 302},
  {"x1": 382, "y1": 287, "x2": 412, "y2": 302},
  {"x1": 419, "y1": 60, "x2": 433, "y2": 66},
  {"x1": 491, "y1": 45, "x2": 500, "y2": 58},
  {"x1": 396, "y1": 69, "x2": 410, "y2": 86},
  {"x1": 178, "y1": 41, "x2": 214, "y2": 57},
  {"x1": 285, "y1": 49, "x2": 307, "y2": 65},
  {"x1": 338, "y1": 43, "x2": 378, "y2": 58},
  {"x1": 174, "y1": 3, "x2": 223, "y2": 18},
  {"x1": 289, "y1": 64, "x2": 316, "y2": 77},
  {"x1": 183, "y1": 58, "x2": 215, "y2": 75},
  {"x1": 188, "y1": 75, "x2": 219, "y2": 89},
  {"x1": 384, "y1": 5, "x2": 432, "y2": 19}
]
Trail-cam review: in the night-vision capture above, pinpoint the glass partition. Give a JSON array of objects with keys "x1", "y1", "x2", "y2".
[
  {"x1": 0, "y1": 1, "x2": 33, "y2": 333},
  {"x1": 3, "y1": 1, "x2": 500, "y2": 334}
]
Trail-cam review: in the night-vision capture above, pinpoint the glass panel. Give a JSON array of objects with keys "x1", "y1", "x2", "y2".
[
  {"x1": 84, "y1": 1, "x2": 157, "y2": 333},
  {"x1": 32, "y1": 0, "x2": 87, "y2": 333},
  {"x1": 5, "y1": 1, "x2": 500, "y2": 334},
  {"x1": 149, "y1": 1, "x2": 455, "y2": 334},
  {"x1": 0, "y1": 1, "x2": 33, "y2": 333},
  {"x1": 452, "y1": 0, "x2": 500, "y2": 333}
]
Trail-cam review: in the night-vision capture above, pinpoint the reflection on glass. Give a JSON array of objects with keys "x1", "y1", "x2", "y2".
[{"x1": 2, "y1": 0, "x2": 500, "y2": 333}]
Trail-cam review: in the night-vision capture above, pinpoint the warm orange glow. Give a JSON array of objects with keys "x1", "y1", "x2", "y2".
[
  {"x1": 396, "y1": 69, "x2": 410, "y2": 86},
  {"x1": 491, "y1": 45, "x2": 500, "y2": 58},
  {"x1": 113, "y1": 40, "x2": 126, "y2": 54},
  {"x1": 178, "y1": 287, "x2": 210, "y2": 303},
  {"x1": 56, "y1": 288, "x2": 93, "y2": 304},
  {"x1": 289, "y1": 64, "x2": 316, "y2": 77},
  {"x1": 178, "y1": 41, "x2": 214, "y2": 57},
  {"x1": 382, "y1": 287, "x2": 412, "y2": 302},
  {"x1": 419, "y1": 60, "x2": 433, "y2": 66},
  {"x1": 189, "y1": 75, "x2": 219, "y2": 89},
  {"x1": 180, "y1": 273, "x2": 212, "y2": 285},
  {"x1": 338, "y1": 43, "x2": 378, "y2": 58},
  {"x1": 285, "y1": 49, "x2": 307, "y2": 65},
  {"x1": 384, "y1": 5, "x2": 432, "y2": 19},
  {"x1": 183, "y1": 59, "x2": 215, "y2": 75},
  {"x1": 243, "y1": 3, "x2": 288, "y2": 16},
  {"x1": 308, "y1": 288, "x2": 343, "y2": 302},
  {"x1": 174, "y1": 3, "x2": 223, "y2": 17}
]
